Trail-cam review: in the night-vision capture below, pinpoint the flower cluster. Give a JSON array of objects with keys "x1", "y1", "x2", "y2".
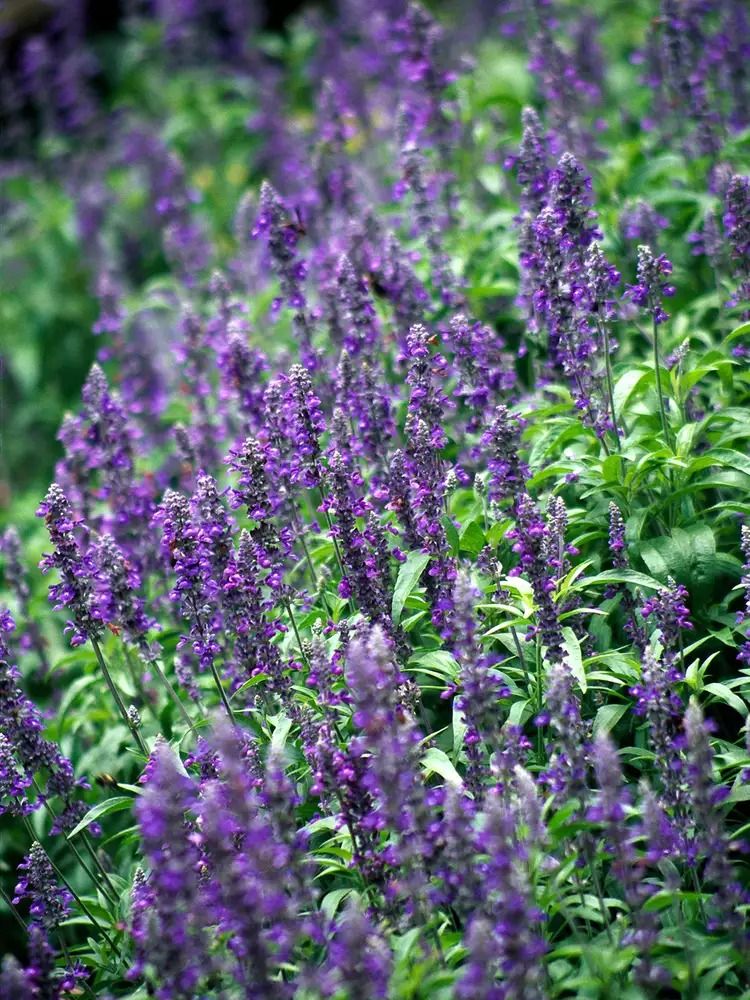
[{"x1": 2, "y1": 1, "x2": 750, "y2": 996}]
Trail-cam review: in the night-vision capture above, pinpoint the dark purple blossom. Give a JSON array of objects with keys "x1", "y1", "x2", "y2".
[
  {"x1": 507, "y1": 493, "x2": 564, "y2": 663},
  {"x1": 253, "y1": 180, "x2": 317, "y2": 367},
  {"x1": 445, "y1": 314, "x2": 515, "y2": 426},
  {"x1": 0, "y1": 527, "x2": 48, "y2": 670},
  {"x1": 640, "y1": 578, "x2": 692, "y2": 668},
  {"x1": 630, "y1": 648, "x2": 685, "y2": 815},
  {"x1": 684, "y1": 703, "x2": 747, "y2": 937},
  {"x1": 132, "y1": 741, "x2": 216, "y2": 995},
  {"x1": 589, "y1": 735, "x2": 663, "y2": 975},
  {"x1": 346, "y1": 625, "x2": 429, "y2": 904},
  {"x1": 37, "y1": 484, "x2": 102, "y2": 648},
  {"x1": 738, "y1": 525, "x2": 750, "y2": 664},
  {"x1": 0, "y1": 614, "x2": 88, "y2": 832},
  {"x1": 174, "y1": 309, "x2": 220, "y2": 476},
  {"x1": 334, "y1": 351, "x2": 394, "y2": 467},
  {"x1": 321, "y1": 452, "x2": 392, "y2": 624},
  {"x1": 13, "y1": 843, "x2": 72, "y2": 930},
  {"x1": 528, "y1": 13, "x2": 602, "y2": 161},
  {"x1": 399, "y1": 143, "x2": 458, "y2": 305},
  {"x1": 445, "y1": 573, "x2": 509, "y2": 799},
  {"x1": 542, "y1": 663, "x2": 589, "y2": 802},
  {"x1": 337, "y1": 253, "x2": 381, "y2": 357},
  {"x1": 215, "y1": 320, "x2": 268, "y2": 437},
  {"x1": 0, "y1": 733, "x2": 32, "y2": 812},
  {"x1": 277, "y1": 365, "x2": 326, "y2": 489},
  {"x1": 322, "y1": 901, "x2": 392, "y2": 999},
  {"x1": 458, "y1": 790, "x2": 546, "y2": 999},
  {"x1": 621, "y1": 201, "x2": 669, "y2": 248},
  {"x1": 625, "y1": 245, "x2": 675, "y2": 326},
  {"x1": 723, "y1": 174, "x2": 750, "y2": 314},
  {"x1": 93, "y1": 534, "x2": 155, "y2": 655},
  {"x1": 480, "y1": 405, "x2": 528, "y2": 506},
  {"x1": 511, "y1": 107, "x2": 551, "y2": 216},
  {"x1": 154, "y1": 489, "x2": 217, "y2": 697},
  {"x1": 197, "y1": 721, "x2": 312, "y2": 993},
  {"x1": 6, "y1": 925, "x2": 87, "y2": 1000},
  {"x1": 221, "y1": 530, "x2": 287, "y2": 700}
]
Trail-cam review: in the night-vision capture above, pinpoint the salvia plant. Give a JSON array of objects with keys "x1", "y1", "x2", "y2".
[{"x1": 2, "y1": 0, "x2": 750, "y2": 997}]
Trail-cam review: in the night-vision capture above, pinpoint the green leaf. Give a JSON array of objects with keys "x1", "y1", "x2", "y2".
[
  {"x1": 568, "y1": 569, "x2": 662, "y2": 593},
  {"x1": 459, "y1": 519, "x2": 486, "y2": 555},
  {"x1": 593, "y1": 703, "x2": 629, "y2": 736},
  {"x1": 452, "y1": 701, "x2": 468, "y2": 759},
  {"x1": 409, "y1": 650, "x2": 459, "y2": 680},
  {"x1": 442, "y1": 515, "x2": 460, "y2": 556},
  {"x1": 708, "y1": 448, "x2": 750, "y2": 480},
  {"x1": 724, "y1": 320, "x2": 750, "y2": 346},
  {"x1": 613, "y1": 368, "x2": 651, "y2": 415},
  {"x1": 321, "y1": 888, "x2": 355, "y2": 920},
  {"x1": 270, "y1": 714, "x2": 293, "y2": 753},
  {"x1": 68, "y1": 797, "x2": 134, "y2": 838},
  {"x1": 231, "y1": 673, "x2": 270, "y2": 700},
  {"x1": 562, "y1": 628, "x2": 586, "y2": 693},
  {"x1": 507, "y1": 698, "x2": 531, "y2": 726},
  {"x1": 421, "y1": 747, "x2": 463, "y2": 787},
  {"x1": 703, "y1": 683, "x2": 747, "y2": 717},
  {"x1": 392, "y1": 551, "x2": 431, "y2": 626},
  {"x1": 727, "y1": 783, "x2": 750, "y2": 804}
]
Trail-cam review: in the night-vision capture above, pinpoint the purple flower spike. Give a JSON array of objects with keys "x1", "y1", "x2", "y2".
[
  {"x1": 507, "y1": 494, "x2": 564, "y2": 663},
  {"x1": 132, "y1": 740, "x2": 216, "y2": 994},
  {"x1": 723, "y1": 174, "x2": 750, "y2": 314},
  {"x1": 684, "y1": 702, "x2": 747, "y2": 938},
  {"x1": 323, "y1": 901, "x2": 392, "y2": 999},
  {"x1": 13, "y1": 843, "x2": 72, "y2": 930},
  {"x1": 625, "y1": 245, "x2": 675, "y2": 326},
  {"x1": 37, "y1": 484, "x2": 102, "y2": 648}
]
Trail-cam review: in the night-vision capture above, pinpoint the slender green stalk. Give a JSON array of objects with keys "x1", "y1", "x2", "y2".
[
  {"x1": 535, "y1": 640, "x2": 544, "y2": 759},
  {"x1": 599, "y1": 319, "x2": 622, "y2": 449},
  {"x1": 283, "y1": 597, "x2": 309, "y2": 669},
  {"x1": 182, "y1": 597, "x2": 234, "y2": 724},
  {"x1": 209, "y1": 659, "x2": 236, "y2": 724},
  {"x1": 30, "y1": 779, "x2": 118, "y2": 903},
  {"x1": 587, "y1": 847, "x2": 614, "y2": 946},
  {"x1": 0, "y1": 885, "x2": 28, "y2": 933},
  {"x1": 651, "y1": 314, "x2": 672, "y2": 447},
  {"x1": 152, "y1": 656, "x2": 201, "y2": 734},
  {"x1": 91, "y1": 637, "x2": 148, "y2": 755},
  {"x1": 121, "y1": 645, "x2": 160, "y2": 727},
  {"x1": 509, "y1": 625, "x2": 526, "y2": 669}
]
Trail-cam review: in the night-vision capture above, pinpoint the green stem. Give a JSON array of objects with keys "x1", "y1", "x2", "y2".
[
  {"x1": 30, "y1": 779, "x2": 119, "y2": 903},
  {"x1": 535, "y1": 640, "x2": 544, "y2": 759},
  {"x1": 152, "y1": 655, "x2": 201, "y2": 734},
  {"x1": 586, "y1": 842, "x2": 614, "y2": 946},
  {"x1": 509, "y1": 625, "x2": 526, "y2": 669},
  {"x1": 122, "y1": 645, "x2": 161, "y2": 728},
  {"x1": 600, "y1": 319, "x2": 622, "y2": 449},
  {"x1": 0, "y1": 886, "x2": 28, "y2": 933},
  {"x1": 283, "y1": 598, "x2": 309, "y2": 669},
  {"x1": 651, "y1": 314, "x2": 671, "y2": 447},
  {"x1": 91, "y1": 637, "x2": 148, "y2": 755},
  {"x1": 209, "y1": 659, "x2": 236, "y2": 724}
]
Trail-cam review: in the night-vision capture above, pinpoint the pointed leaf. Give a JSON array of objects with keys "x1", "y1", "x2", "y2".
[
  {"x1": 562, "y1": 627, "x2": 586, "y2": 693},
  {"x1": 421, "y1": 747, "x2": 463, "y2": 787},
  {"x1": 392, "y1": 551, "x2": 431, "y2": 626},
  {"x1": 68, "y1": 797, "x2": 134, "y2": 838}
]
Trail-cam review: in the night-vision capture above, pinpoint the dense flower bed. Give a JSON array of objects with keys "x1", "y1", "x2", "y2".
[{"x1": 2, "y1": 1, "x2": 750, "y2": 996}]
